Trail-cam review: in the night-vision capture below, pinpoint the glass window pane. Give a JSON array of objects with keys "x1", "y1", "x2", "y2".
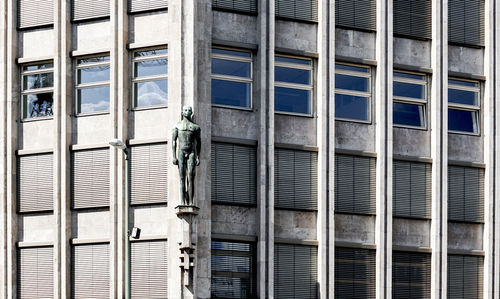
[
  {"x1": 335, "y1": 73, "x2": 369, "y2": 92},
  {"x1": 78, "y1": 86, "x2": 110, "y2": 114},
  {"x1": 212, "y1": 58, "x2": 251, "y2": 78},
  {"x1": 212, "y1": 48, "x2": 251, "y2": 58},
  {"x1": 212, "y1": 79, "x2": 251, "y2": 107},
  {"x1": 78, "y1": 65, "x2": 110, "y2": 84},
  {"x1": 449, "y1": 88, "x2": 478, "y2": 106},
  {"x1": 275, "y1": 66, "x2": 310, "y2": 85},
  {"x1": 134, "y1": 48, "x2": 167, "y2": 57},
  {"x1": 135, "y1": 79, "x2": 168, "y2": 107},
  {"x1": 275, "y1": 86, "x2": 311, "y2": 114},
  {"x1": 276, "y1": 56, "x2": 311, "y2": 65},
  {"x1": 449, "y1": 79, "x2": 478, "y2": 88},
  {"x1": 394, "y1": 72, "x2": 425, "y2": 80},
  {"x1": 448, "y1": 109, "x2": 477, "y2": 133},
  {"x1": 23, "y1": 73, "x2": 54, "y2": 90},
  {"x1": 23, "y1": 93, "x2": 53, "y2": 118},
  {"x1": 336, "y1": 64, "x2": 370, "y2": 73},
  {"x1": 335, "y1": 94, "x2": 370, "y2": 121},
  {"x1": 393, "y1": 81, "x2": 425, "y2": 99},
  {"x1": 134, "y1": 59, "x2": 167, "y2": 77},
  {"x1": 23, "y1": 63, "x2": 53, "y2": 71},
  {"x1": 77, "y1": 56, "x2": 110, "y2": 65},
  {"x1": 393, "y1": 102, "x2": 424, "y2": 127}
]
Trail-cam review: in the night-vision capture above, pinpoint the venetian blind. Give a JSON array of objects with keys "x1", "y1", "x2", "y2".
[
  {"x1": 17, "y1": 153, "x2": 53, "y2": 213},
  {"x1": 393, "y1": 251, "x2": 431, "y2": 299},
  {"x1": 394, "y1": 0, "x2": 432, "y2": 39},
  {"x1": 72, "y1": 243, "x2": 110, "y2": 298},
  {"x1": 128, "y1": 0, "x2": 167, "y2": 13},
  {"x1": 448, "y1": 0, "x2": 485, "y2": 46},
  {"x1": 448, "y1": 254, "x2": 483, "y2": 299},
  {"x1": 17, "y1": 246, "x2": 54, "y2": 299},
  {"x1": 335, "y1": 247, "x2": 376, "y2": 298},
  {"x1": 275, "y1": 0, "x2": 318, "y2": 22},
  {"x1": 18, "y1": 0, "x2": 54, "y2": 29},
  {"x1": 72, "y1": 0, "x2": 110, "y2": 21},
  {"x1": 335, "y1": 0, "x2": 376, "y2": 31},
  {"x1": 212, "y1": 0, "x2": 257, "y2": 14},
  {"x1": 448, "y1": 165, "x2": 484, "y2": 222},
  {"x1": 393, "y1": 160, "x2": 432, "y2": 218},
  {"x1": 130, "y1": 240, "x2": 168, "y2": 298}
]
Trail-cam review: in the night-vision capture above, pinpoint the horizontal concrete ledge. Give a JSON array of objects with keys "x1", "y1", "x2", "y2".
[
  {"x1": 275, "y1": 238, "x2": 318, "y2": 246},
  {"x1": 70, "y1": 49, "x2": 110, "y2": 58},
  {"x1": 212, "y1": 136, "x2": 257, "y2": 146},
  {"x1": 213, "y1": 39, "x2": 258, "y2": 51},
  {"x1": 392, "y1": 245, "x2": 432, "y2": 253},
  {"x1": 275, "y1": 143, "x2": 318, "y2": 152},
  {"x1": 335, "y1": 148, "x2": 377, "y2": 158},
  {"x1": 212, "y1": 233, "x2": 258, "y2": 243},
  {"x1": 449, "y1": 71, "x2": 486, "y2": 81},
  {"x1": 448, "y1": 159, "x2": 486, "y2": 168},
  {"x1": 128, "y1": 138, "x2": 168, "y2": 146},
  {"x1": 16, "y1": 56, "x2": 54, "y2": 65},
  {"x1": 128, "y1": 41, "x2": 168, "y2": 50},
  {"x1": 394, "y1": 63, "x2": 433, "y2": 74},
  {"x1": 276, "y1": 47, "x2": 318, "y2": 59},
  {"x1": 17, "y1": 241, "x2": 53, "y2": 248},
  {"x1": 129, "y1": 235, "x2": 168, "y2": 242},
  {"x1": 71, "y1": 143, "x2": 110, "y2": 151},
  {"x1": 16, "y1": 148, "x2": 53, "y2": 156},
  {"x1": 393, "y1": 154, "x2": 432, "y2": 163},
  {"x1": 335, "y1": 241, "x2": 377, "y2": 250},
  {"x1": 448, "y1": 248, "x2": 485, "y2": 256},
  {"x1": 336, "y1": 55, "x2": 377, "y2": 66},
  {"x1": 71, "y1": 238, "x2": 110, "y2": 245}
]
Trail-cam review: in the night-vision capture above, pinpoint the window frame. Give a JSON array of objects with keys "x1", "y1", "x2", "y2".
[
  {"x1": 20, "y1": 61, "x2": 54, "y2": 121},
  {"x1": 211, "y1": 47, "x2": 253, "y2": 110},
  {"x1": 392, "y1": 70, "x2": 428, "y2": 130},
  {"x1": 131, "y1": 47, "x2": 168, "y2": 110},
  {"x1": 74, "y1": 54, "x2": 111, "y2": 116},
  {"x1": 448, "y1": 78, "x2": 481, "y2": 135},
  {"x1": 334, "y1": 62, "x2": 372, "y2": 123}
]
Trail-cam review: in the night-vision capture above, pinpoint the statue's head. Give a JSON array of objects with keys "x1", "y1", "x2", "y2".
[{"x1": 182, "y1": 105, "x2": 193, "y2": 118}]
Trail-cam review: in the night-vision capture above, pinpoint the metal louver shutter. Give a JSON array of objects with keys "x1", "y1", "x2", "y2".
[
  {"x1": 212, "y1": 0, "x2": 257, "y2": 14},
  {"x1": 335, "y1": 247, "x2": 376, "y2": 298},
  {"x1": 128, "y1": 0, "x2": 167, "y2": 13},
  {"x1": 17, "y1": 246, "x2": 54, "y2": 299},
  {"x1": 72, "y1": 243, "x2": 110, "y2": 298},
  {"x1": 130, "y1": 143, "x2": 168, "y2": 205},
  {"x1": 17, "y1": 153, "x2": 54, "y2": 213},
  {"x1": 211, "y1": 142, "x2": 257, "y2": 205},
  {"x1": 211, "y1": 240, "x2": 256, "y2": 298},
  {"x1": 18, "y1": 0, "x2": 54, "y2": 29},
  {"x1": 275, "y1": 148, "x2": 318, "y2": 210},
  {"x1": 131, "y1": 240, "x2": 168, "y2": 298},
  {"x1": 71, "y1": 148, "x2": 110, "y2": 209},
  {"x1": 72, "y1": 0, "x2": 110, "y2": 21},
  {"x1": 275, "y1": 0, "x2": 318, "y2": 22},
  {"x1": 392, "y1": 251, "x2": 431, "y2": 299},
  {"x1": 448, "y1": 254, "x2": 483, "y2": 299},
  {"x1": 335, "y1": 0, "x2": 376, "y2": 31},
  {"x1": 274, "y1": 244, "x2": 317, "y2": 299},
  {"x1": 448, "y1": 0, "x2": 485, "y2": 46},
  {"x1": 335, "y1": 154, "x2": 376, "y2": 214},
  {"x1": 448, "y1": 165, "x2": 484, "y2": 222},
  {"x1": 393, "y1": 160, "x2": 432, "y2": 219},
  {"x1": 394, "y1": 0, "x2": 432, "y2": 39}
]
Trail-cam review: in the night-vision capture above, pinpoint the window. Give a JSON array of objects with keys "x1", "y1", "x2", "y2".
[
  {"x1": 393, "y1": 251, "x2": 431, "y2": 298},
  {"x1": 393, "y1": 71, "x2": 428, "y2": 128},
  {"x1": 275, "y1": 55, "x2": 313, "y2": 115},
  {"x1": 393, "y1": 0, "x2": 432, "y2": 39},
  {"x1": 21, "y1": 62, "x2": 54, "y2": 119},
  {"x1": 448, "y1": 79, "x2": 480, "y2": 134},
  {"x1": 275, "y1": 0, "x2": 318, "y2": 22},
  {"x1": 75, "y1": 55, "x2": 110, "y2": 114},
  {"x1": 72, "y1": 243, "x2": 110, "y2": 298},
  {"x1": 18, "y1": 0, "x2": 53, "y2": 29},
  {"x1": 128, "y1": 0, "x2": 167, "y2": 13},
  {"x1": 275, "y1": 148, "x2": 318, "y2": 210},
  {"x1": 211, "y1": 142, "x2": 257, "y2": 205},
  {"x1": 448, "y1": 0, "x2": 484, "y2": 46},
  {"x1": 131, "y1": 240, "x2": 168, "y2": 298},
  {"x1": 448, "y1": 165, "x2": 484, "y2": 223},
  {"x1": 393, "y1": 160, "x2": 432, "y2": 219},
  {"x1": 335, "y1": 247, "x2": 376, "y2": 298},
  {"x1": 274, "y1": 244, "x2": 317, "y2": 299},
  {"x1": 17, "y1": 153, "x2": 53, "y2": 213},
  {"x1": 335, "y1": 154, "x2": 376, "y2": 214},
  {"x1": 335, "y1": 63, "x2": 371, "y2": 122},
  {"x1": 212, "y1": 48, "x2": 252, "y2": 108},
  {"x1": 335, "y1": 0, "x2": 376, "y2": 31},
  {"x1": 72, "y1": 0, "x2": 110, "y2": 21},
  {"x1": 17, "y1": 246, "x2": 54, "y2": 298},
  {"x1": 212, "y1": 0, "x2": 257, "y2": 14},
  {"x1": 448, "y1": 254, "x2": 483, "y2": 299},
  {"x1": 132, "y1": 48, "x2": 168, "y2": 108}
]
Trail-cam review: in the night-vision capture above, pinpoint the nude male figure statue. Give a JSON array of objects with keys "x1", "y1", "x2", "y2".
[{"x1": 172, "y1": 105, "x2": 201, "y2": 206}]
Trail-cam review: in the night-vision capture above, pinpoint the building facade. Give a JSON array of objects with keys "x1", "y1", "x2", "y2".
[{"x1": 0, "y1": 0, "x2": 499, "y2": 298}]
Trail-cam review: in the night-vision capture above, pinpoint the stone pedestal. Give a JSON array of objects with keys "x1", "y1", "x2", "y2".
[{"x1": 176, "y1": 205, "x2": 199, "y2": 288}]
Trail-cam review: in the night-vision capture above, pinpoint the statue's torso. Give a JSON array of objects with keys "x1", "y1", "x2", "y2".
[{"x1": 176, "y1": 119, "x2": 200, "y2": 153}]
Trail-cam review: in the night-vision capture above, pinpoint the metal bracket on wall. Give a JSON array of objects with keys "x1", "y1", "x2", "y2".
[{"x1": 176, "y1": 205, "x2": 199, "y2": 288}]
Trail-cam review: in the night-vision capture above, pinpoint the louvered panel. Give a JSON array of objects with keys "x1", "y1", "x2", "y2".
[
  {"x1": 18, "y1": 0, "x2": 54, "y2": 29},
  {"x1": 72, "y1": 243, "x2": 110, "y2": 299},
  {"x1": 130, "y1": 143, "x2": 168, "y2": 205},
  {"x1": 72, "y1": 0, "x2": 110, "y2": 21},
  {"x1": 275, "y1": 148, "x2": 318, "y2": 210},
  {"x1": 131, "y1": 240, "x2": 168, "y2": 298},
  {"x1": 393, "y1": 160, "x2": 432, "y2": 218},
  {"x1": 335, "y1": 247, "x2": 376, "y2": 298},
  {"x1": 448, "y1": 0, "x2": 484, "y2": 46},
  {"x1": 392, "y1": 251, "x2": 431, "y2": 299},
  {"x1": 18, "y1": 247, "x2": 54, "y2": 299},
  {"x1": 212, "y1": 0, "x2": 257, "y2": 13},
  {"x1": 336, "y1": 0, "x2": 376, "y2": 31},
  {"x1": 393, "y1": 161, "x2": 411, "y2": 216},
  {"x1": 71, "y1": 148, "x2": 110, "y2": 209},
  {"x1": 128, "y1": 0, "x2": 167, "y2": 12},
  {"x1": 275, "y1": 0, "x2": 318, "y2": 22},
  {"x1": 17, "y1": 153, "x2": 54, "y2": 213},
  {"x1": 394, "y1": 0, "x2": 432, "y2": 39},
  {"x1": 448, "y1": 165, "x2": 484, "y2": 222},
  {"x1": 448, "y1": 255, "x2": 483, "y2": 299}
]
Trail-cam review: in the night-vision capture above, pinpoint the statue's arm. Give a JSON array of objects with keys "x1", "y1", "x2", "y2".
[
  {"x1": 195, "y1": 128, "x2": 201, "y2": 166},
  {"x1": 172, "y1": 127, "x2": 178, "y2": 165}
]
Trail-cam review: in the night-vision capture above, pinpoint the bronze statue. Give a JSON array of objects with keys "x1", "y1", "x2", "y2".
[{"x1": 172, "y1": 105, "x2": 201, "y2": 206}]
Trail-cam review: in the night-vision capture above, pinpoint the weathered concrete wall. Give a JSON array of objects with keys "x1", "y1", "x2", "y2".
[
  {"x1": 212, "y1": 108, "x2": 258, "y2": 140},
  {"x1": 19, "y1": 120, "x2": 55, "y2": 150},
  {"x1": 449, "y1": 46, "x2": 484, "y2": 75},
  {"x1": 211, "y1": 204, "x2": 257, "y2": 236},
  {"x1": 129, "y1": 109, "x2": 169, "y2": 140},
  {"x1": 212, "y1": 11, "x2": 257, "y2": 45},
  {"x1": 448, "y1": 222, "x2": 483, "y2": 251},
  {"x1": 393, "y1": 37, "x2": 431, "y2": 67},
  {"x1": 393, "y1": 128, "x2": 431, "y2": 157},
  {"x1": 392, "y1": 218, "x2": 431, "y2": 248},
  {"x1": 336, "y1": 28, "x2": 376, "y2": 60},
  {"x1": 274, "y1": 210, "x2": 317, "y2": 240},
  {"x1": 18, "y1": 213, "x2": 54, "y2": 242},
  {"x1": 275, "y1": 114, "x2": 317, "y2": 146},
  {"x1": 19, "y1": 28, "x2": 55, "y2": 58},
  {"x1": 71, "y1": 210, "x2": 110, "y2": 239},
  {"x1": 335, "y1": 214, "x2": 375, "y2": 244},
  {"x1": 73, "y1": 115, "x2": 112, "y2": 145},
  {"x1": 73, "y1": 20, "x2": 111, "y2": 51},
  {"x1": 275, "y1": 20, "x2": 317, "y2": 52},
  {"x1": 129, "y1": 12, "x2": 168, "y2": 44},
  {"x1": 448, "y1": 134, "x2": 483, "y2": 163},
  {"x1": 335, "y1": 121, "x2": 375, "y2": 152},
  {"x1": 130, "y1": 206, "x2": 169, "y2": 237}
]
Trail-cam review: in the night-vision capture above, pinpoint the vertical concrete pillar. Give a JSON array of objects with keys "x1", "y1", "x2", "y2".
[
  {"x1": 375, "y1": 0, "x2": 393, "y2": 298},
  {"x1": 430, "y1": 0, "x2": 448, "y2": 298},
  {"x1": 0, "y1": 0, "x2": 6, "y2": 296},
  {"x1": 317, "y1": 0, "x2": 335, "y2": 297},
  {"x1": 257, "y1": 0, "x2": 274, "y2": 297}
]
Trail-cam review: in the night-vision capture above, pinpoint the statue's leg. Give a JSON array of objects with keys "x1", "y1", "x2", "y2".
[
  {"x1": 178, "y1": 153, "x2": 187, "y2": 205},
  {"x1": 187, "y1": 153, "x2": 196, "y2": 206}
]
